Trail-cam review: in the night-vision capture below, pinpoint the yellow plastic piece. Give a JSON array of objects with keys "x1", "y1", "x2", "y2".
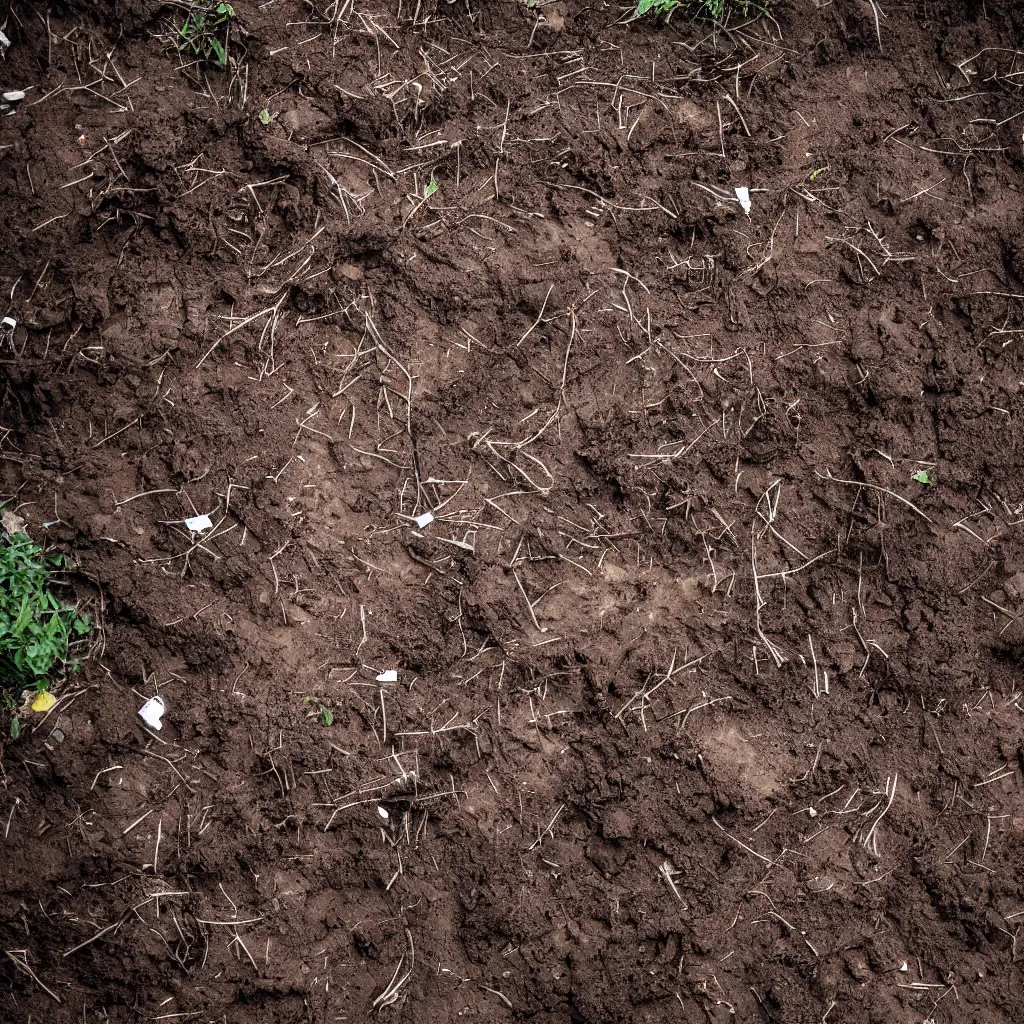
[{"x1": 31, "y1": 691, "x2": 57, "y2": 713}]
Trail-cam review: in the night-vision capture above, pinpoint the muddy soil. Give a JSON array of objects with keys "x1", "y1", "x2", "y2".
[{"x1": 1, "y1": 0, "x2": 1024, "y2": 1021}]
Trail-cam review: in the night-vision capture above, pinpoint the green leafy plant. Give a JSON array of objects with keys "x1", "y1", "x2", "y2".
[
  {"x1": 912, "y1": 469, "x2": 933, "y2": 485},
  {"x1": 177, "y1": 2, "x2": 235, "y2": 68},
  {"x1": 0, "y1": 532, "x2": 88, "y2": 692},
  {"x1": 635, "y1": 0, "x2": 766, "y2": 21},
  {"x1": 303, "y1": 696, "x2": 334, "y2": 727}
]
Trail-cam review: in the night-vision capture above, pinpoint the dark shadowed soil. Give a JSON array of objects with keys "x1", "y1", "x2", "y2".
[{"x1": 1, "y1": 0, "x2": 1024, "y2": 1020}]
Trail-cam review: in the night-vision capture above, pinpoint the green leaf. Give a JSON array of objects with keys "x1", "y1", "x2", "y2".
[
  {"x1": 216, "y1": 2, "x2": 235, "y2": 16},
  {"x1": 10, "y1": 717, "x2": 20, "y2": 740},
  {"x1": 912, "y1": 469, "x2": 932, "y2": 485},
  {"x1": 318, "y1": 706, "x2": 334, "y2": 727},
  {"x1": 424, "y1": 178, "x2": 438, "y2": 198},
  {"x1": 636, "y1": 0, "x2": 679, "y2": 14},
  {"x1": 209, "y1": 37, "x2": 227, "y2": 66},
  {"x1": 259, "y1": 107, "x2": 272, "y2": 125}
]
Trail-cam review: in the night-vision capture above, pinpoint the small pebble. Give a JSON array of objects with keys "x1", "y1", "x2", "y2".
[{"x1": 2, "y1": 91, "x2": 25, "y2": 102}]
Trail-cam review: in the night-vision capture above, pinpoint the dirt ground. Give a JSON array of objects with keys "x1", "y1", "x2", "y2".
[{"x1": 1, "y1": 0, "x2": 1024, "y2": 1020}]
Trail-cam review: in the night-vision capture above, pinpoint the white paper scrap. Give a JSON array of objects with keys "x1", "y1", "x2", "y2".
[
  {"x1": 2, "y1": 91, "x2": 25, "y2": 103},
  {"x1": 413, "y1": 511, "x2": 434, "y2": 529},
  {"x1": 375, "y1": 669, "x2": 398, "y2": 683},
  {"x1": 138, "y1": 695, "x2": 165, "y2": 731},
  {"x1": 1, "y1": 317, "x2": 16, "y2": 330},
  {"x1": 734, "y1": 186, "x2": 752, "y2": 216},
  {"x1": 184, "y1": 514, "x2": 213, "y2": 533},
  {"x1": 377, "y1": 806, "x2": 389, "y2": 820}
]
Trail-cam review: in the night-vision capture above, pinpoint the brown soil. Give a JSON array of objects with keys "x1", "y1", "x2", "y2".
[{"x1": 2, "y1": 0, "x2": 1024, "y2": 1020}]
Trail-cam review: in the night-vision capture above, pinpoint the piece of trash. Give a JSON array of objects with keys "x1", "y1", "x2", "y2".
[
  {"x1": 51, "y1": 727, "x2": 65, "y2": 743},
  {"x1": 31, "y1": 691, "x2": 57, "y2": 713},
  {"x1": 734, "y1": 186, "x2": 752, "y2": 216},
  {"x1": 138, "y1": 695, "x2": 165, "y2": 731},
  {"x1": 184, "y1": 514, "x2": 213, "y2": 533},
  {"x1": 899, "y1": 961, "x2": 908, "y2": 973},
  {"x1": 375, "y1": 669, "x2": 398, "y2": 683},
  {"x1": 413, "y1": 511, "x2": 434, "y2": 529},
  {"x1": 2, "y1": 510, "x2": 26, "y2": 535},
  {"x1": 2, "y1": 91, "x2": 25, "y2": 103},
  {"x1": 1, "y1": 316, "x2": 15, "y2": 331},
  {"x1": 377, "y1": 806, "x2": 389, "y2": 820},
  {"x1": 0, "y1": 30, "x2": 10, "y2": 52},
  {"x1": 807, "y1": 807, "x2": 818, "y2": 818}
]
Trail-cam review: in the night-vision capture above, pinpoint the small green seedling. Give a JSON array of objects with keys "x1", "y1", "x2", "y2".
[
  {"x1": 912, "y1": 469, "x2": 932, "y2": 485},
  {"x1": 303, "y1": 696, "x2": 333, "y2": 727},
  {"x1": 810, "y1": 166, "x2": 830, "y2": 181},
  {"x1": 424, "y1": 177, "x2": 438, "y2": 199},
  {"x1": 177, "y1": 2, "x2": 235, "y2": 68},
  {"x1": 0, "y1": 531, "x2": 88, "y2": 699},
  {"x1": 258, "y1": 107, "x2": 275, "y2": 125}
]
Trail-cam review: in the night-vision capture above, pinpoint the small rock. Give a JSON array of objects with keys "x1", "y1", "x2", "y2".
[
  {"x1": 2, "y1": 510, "x2": 26, "y2": 535},
  {"x1": 1004, "y1": 571, "x2": 1024, "y2": 604}
]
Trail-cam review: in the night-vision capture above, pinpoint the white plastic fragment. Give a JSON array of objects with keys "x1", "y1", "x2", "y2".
[
  {"x1": 375, "y1": 669, "x2": 398, "y2": 683},
  {"x1": 0, "y1": 30, "x2": 10, "y2": 52},
  {"x1": 807, "y1": 807, "x2": 818, "y2": 818},
  {"x1": 413, "y1": 511, "x2": 434, "y2": 529},
  {"x1": 138, "y1": 695, "x2": 165, "y2": 731},
  {"x1": 2, "y1": 91, "x2": 25, "y2": 103},
  {"x1": 184, "y1": 513, "x2": 213, "y2": 533},
  {"x1": 1, "y1": 316, "x2": 15, "y2": 331},
  {"x1": 734, "y1": 186, "x2": 752, "y2": 216},
  {"x1": 377, "y1": 806, "x2": 389, "y2": 820},
  {"x1": 899, "y1": 961, "x2": 908, "y2": 973}
]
